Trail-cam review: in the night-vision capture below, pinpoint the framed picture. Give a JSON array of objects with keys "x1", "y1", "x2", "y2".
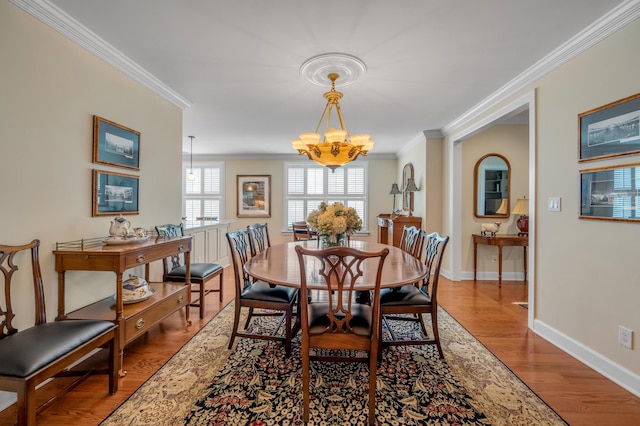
[
  {"x1": 237, "y1": 175, "x2": 271, "y2": 218},
  {"x1": 579, "y1": 93, "x2": 640, "y2": 162},
  {"x1": 580, "y1": 163, "x2": 640, "y2": 222},
  {"x1": 93, "y1": 169, "x2": 139, "y2": 216},
  {"x1": 93, "y1": 115, "x2": 141, "y2": 170},
  {"x1": 402, "y1": 163, "x2": 414, "y2": 212}
]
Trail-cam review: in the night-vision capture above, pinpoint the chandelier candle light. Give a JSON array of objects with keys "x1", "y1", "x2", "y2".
[
  {"x1": 307, "y1": 202, "x2": 362, "y2": 247},
  {"x1": 292, "y1": 73, "x2": 374, "y2": 170}
]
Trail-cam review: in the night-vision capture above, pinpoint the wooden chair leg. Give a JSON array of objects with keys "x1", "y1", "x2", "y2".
[
  {"x1": 430, "y1": 310, "x2": 443, "y2": 358},
  {"x1": 218, "y1": 270, "x2": 223, "y2": 302},
  {"x1": 228, "y1": 303, "x2": 242, "y2": 349},
  {"x1": 302, "y1": 341, "x2": 310, "y2": 423},
  {"x1": 285, "y1": 307, "x2": 292, "y2": 356},
  {"x1": 244, "y1": 307, "x2": 254, "y2": 329},
  {"x1": 199, "y1": 283, "x2": 205, "y2": 319}
]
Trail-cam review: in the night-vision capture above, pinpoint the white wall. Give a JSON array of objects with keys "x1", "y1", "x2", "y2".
[{"x1": 0, "y1": 2, "x2": 183, "y2": 329}]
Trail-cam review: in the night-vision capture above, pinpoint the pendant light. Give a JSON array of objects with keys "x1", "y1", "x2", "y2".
[{"x1": 187, "y1": 135, "x2": 195, "y2": 181}]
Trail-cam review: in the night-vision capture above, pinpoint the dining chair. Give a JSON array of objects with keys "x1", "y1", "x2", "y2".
[
  {"x1": 292, "y1": 221, "x2": 318, "y2": 245},
  {"x1": 399, "y1": 225, "x2": 425, "y2": 259},
  {"x1": 155, "y1": 223, "x2": 224, "y2": 319},
  {"x1": 379, "y1": 232, "x2": 449, "y2": 358},
  {"x1": 247, "y1": 222, "x2": 271, "y2": 257},
  {"x1": 0, "y1": 240, "x2": 119, "y2": 426},
  {"x1": 295, "y1": 244, "x2": 389, "y2": 425},
  {"x1": 226, "y1": 229, "x2": 298, "y2": 356}
]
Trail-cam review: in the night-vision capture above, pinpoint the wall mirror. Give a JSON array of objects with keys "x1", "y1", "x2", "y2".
[
  {"x1": 402, "y1": 163, "x2": 414, "y2": 212},
  {"x1": 474, "y1": 153, "x2": 510, "y2": 218}
]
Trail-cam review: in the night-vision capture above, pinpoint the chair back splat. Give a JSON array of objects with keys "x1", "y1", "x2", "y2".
[
  {"x1": 247, "y1": 222, "x2": 271, "y2": 257},
  {"x1": 155, "y1": 223, "x2": 224, "y2": 318},
  {"x1": 0, "y1": 239, "x2": 119, "y2": 426},
  {"x1": 295, "y1": 244, "x2": 389, "y2": 425},
  {"x1": 379, "y1": 232, "x2": 449, "y2": 359},
  {"x1": 226, "y1": 229, "x2": 298, "y2": 356},
  {"x1": 399, "y1": 225, "x2": 424, "y2": 259}
]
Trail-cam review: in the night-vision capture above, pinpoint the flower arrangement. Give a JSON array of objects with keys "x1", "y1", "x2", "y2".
[{"x1": 307, "y1": 202, "x2": 362, "y2": 246}]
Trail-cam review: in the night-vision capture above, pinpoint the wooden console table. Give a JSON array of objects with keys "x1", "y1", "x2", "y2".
[
  {"x1": 472, "y1": 233, "x2": 528, "y2": 286},
  {"x1": 54, "y1": 236, "x2": 193, "y2": 374},
  {"x1": 377, "y1": 214, "x2": 422, "y2": 248}
]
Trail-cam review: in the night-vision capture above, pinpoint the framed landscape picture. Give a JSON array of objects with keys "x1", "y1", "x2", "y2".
[
  {"x1": 93, "y1": 169, "x2": 139, "y2": 216},
  {"x1": 579, "y1": 93, "x2": 640, "y2": 162},
  {"x1": 237, "y1": 175, "x2": 271, "y2": 218},
  {"x1": 580, "y1": 163, "x2": 640, "y2": 222},
  {"x1": 93, "y1": 115, "x2": 141, "y2": 170}
]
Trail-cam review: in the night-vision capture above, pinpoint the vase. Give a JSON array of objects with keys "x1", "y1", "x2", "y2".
[{"x1": 320, "y1": 233, "x2": 346, "y2": 248}]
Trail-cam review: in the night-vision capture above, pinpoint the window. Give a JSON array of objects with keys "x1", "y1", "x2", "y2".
[
  {"x1": 284, "y1": 162, "x2": 368, "y2": 231},
  {"x1": 184, "y1": 162, "x2": 224, "y2": 220}
]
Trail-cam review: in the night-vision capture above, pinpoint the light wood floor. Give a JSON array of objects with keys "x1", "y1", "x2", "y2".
[{"x1": 2, "y1": 271, "x2": 639, "y2": 425}]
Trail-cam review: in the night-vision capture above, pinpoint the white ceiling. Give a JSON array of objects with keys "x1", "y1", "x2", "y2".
[{"x1": 30, "y1": 0, "x2": 631, "y2": 156}]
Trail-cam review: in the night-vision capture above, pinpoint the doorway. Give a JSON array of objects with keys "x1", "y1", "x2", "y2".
[{"x1": 447, "y1": 90, "x2": 536, "y2": 328}]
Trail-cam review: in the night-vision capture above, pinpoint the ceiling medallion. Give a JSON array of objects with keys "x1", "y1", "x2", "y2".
[{"x1": 299, "y1": 53, "x2": 367, "y2": 87}]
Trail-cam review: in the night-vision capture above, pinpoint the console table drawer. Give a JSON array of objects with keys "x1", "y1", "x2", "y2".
[{"x1": 123, "y1": 284, "x2": 189, "y2": 343}]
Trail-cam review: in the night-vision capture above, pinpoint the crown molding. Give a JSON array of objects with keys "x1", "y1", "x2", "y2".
[
  {"x1": 423, "y1": 129, "x2": 444, "y2": 139},
  {"x1": 10, "y1": 0, "x2": 192, "y2": 110},
  {"x1": 442, "y1": 0, "x2": 640, "y2": 136}
]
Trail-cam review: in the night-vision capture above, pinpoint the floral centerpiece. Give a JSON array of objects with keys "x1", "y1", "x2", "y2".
[{"x1": 306, "y1": 202, "x2": 362, "y2": 247}]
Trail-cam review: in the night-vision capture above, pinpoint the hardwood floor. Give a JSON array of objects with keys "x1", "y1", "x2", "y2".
[{"x1": 2, "y1": 271, "x2": 639, "y2": 425}]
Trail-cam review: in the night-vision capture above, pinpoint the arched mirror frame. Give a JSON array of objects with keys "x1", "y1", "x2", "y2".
[
  {"x1": 402, "y1": 163, "x2": 414, "y2": 213},
  {"x1": 473, "y1": 153, "x2": 511, "y2": 218}
]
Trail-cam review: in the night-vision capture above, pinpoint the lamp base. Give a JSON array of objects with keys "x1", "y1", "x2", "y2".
[{"x1": 516, "y1": 215, "x2": 529, "y2": 236}]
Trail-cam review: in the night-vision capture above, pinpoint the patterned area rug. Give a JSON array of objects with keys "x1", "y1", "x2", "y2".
[{"x1": 101, "y1": 303, "x2": 566, "y2": 425}]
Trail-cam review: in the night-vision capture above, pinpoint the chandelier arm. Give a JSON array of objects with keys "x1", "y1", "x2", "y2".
[
  {"x1": 314, "y1": 102, "x2": 331, "y2": 134},
  {"x1": 334, "y1": 103, "x2": 349, "y2": 135}
]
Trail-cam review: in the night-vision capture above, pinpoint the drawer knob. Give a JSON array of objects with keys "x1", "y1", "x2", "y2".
[
  {"x1": 135, "y1": 318, "x2": 145, "y2": 329},
  {"x1": 178, "y1": 244, "x2": 184, "y2": 252},
  {"x1": 178, "y1": 295, "x2": 184, "y2": 304},
  {"x1": 136, "y1": 255, "x2": 145, "y2": 263}
]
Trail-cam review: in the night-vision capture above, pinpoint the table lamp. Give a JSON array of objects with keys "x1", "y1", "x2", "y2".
[
  {"x1": 511, "y1": 197, "x2": 529, "y2": 235},
  {"x1": 389, "y1": 183, "x2": 402, "y2": 215},
  {"x1": 404, "y1": 178, "x2": 419, "y2": 216}
]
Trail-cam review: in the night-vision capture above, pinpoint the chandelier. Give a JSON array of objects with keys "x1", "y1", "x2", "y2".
[{"x1": 292, "y1": 72, "x2": 374, "y2": 170}]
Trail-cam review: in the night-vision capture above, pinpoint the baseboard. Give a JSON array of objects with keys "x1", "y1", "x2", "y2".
[
  {"x1": 456, "y1": 270, "x2": 526, "y2": 281},
  {"x1": 533, "y1": 319, "x2": 640, "y2": 398}
]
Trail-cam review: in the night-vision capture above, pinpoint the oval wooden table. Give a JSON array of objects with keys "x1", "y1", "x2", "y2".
[{"x1": 245, "y1": 240, "x2": 428, "y2": 290}]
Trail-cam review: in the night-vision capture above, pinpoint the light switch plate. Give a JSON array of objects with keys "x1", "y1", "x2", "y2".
[{"x1": 548, "y1": 197, "x2": 561, "y2": 212}]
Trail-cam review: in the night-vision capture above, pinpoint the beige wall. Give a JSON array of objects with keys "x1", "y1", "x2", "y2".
[
  {"x1": 221, "y1": 158, "x2": 396, "y2": 244},
  {"x1": 1, "y1": 3, "x2": 183, "y2": 328},
  {"x1": 461, "y1": 125, "x2": 529, "y2": 276},
  {"x1": 534, "y1": 20, "x2": 640, "y2": 372}
]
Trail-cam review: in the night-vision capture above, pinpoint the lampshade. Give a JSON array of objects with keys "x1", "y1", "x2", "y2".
[
  {"x1": 512, "y1": 197, "x2": 529, "y2": 235},
  {"x1": 389, "y1": 183, "x2": 402, "y2": 195},
  {"x1": 292, "y1": 72, "x2": 374, "y2": 170},
  {"x1": 511, "y1": 198, "x2": 529, "y2": 215},
  {"x1": 404, "y1": 178, "x2": 419, "y2": 192},
  {"x1": 496, "y1": 198, "x2": 509, "y2": 215}
]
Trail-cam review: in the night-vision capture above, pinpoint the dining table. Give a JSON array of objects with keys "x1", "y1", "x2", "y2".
[{"x1": 244, "y1": 240, "x2": 428, "y2": 291}]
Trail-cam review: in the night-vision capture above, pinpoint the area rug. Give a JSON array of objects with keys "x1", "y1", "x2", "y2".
[{"x1": 100, "y1": 303, "x2": 566, "y2": 425}]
